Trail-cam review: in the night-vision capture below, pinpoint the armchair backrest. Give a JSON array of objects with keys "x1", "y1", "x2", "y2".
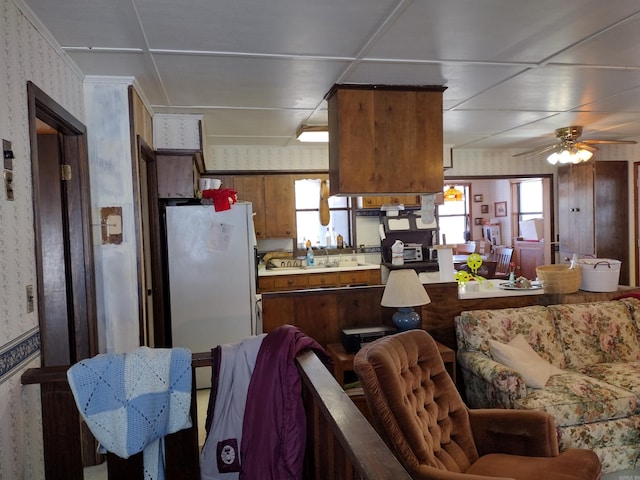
[{"x1": 354, "y1": 330, "x2": 479, "y2": 476}]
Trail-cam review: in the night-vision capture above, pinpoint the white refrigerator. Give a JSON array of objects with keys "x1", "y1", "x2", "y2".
[{"x1": 166, "y1": 202, "x2": 257, "y2": 388}]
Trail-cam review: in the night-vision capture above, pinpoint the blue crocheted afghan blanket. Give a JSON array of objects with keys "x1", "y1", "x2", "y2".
[{"x1": 67, "y1": 347, "x2": 192, "y2": 480}]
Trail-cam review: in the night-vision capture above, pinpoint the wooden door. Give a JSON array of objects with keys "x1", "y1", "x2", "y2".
[{"x1": 28, "y1": 82, "x2": 97, "y2": 367}]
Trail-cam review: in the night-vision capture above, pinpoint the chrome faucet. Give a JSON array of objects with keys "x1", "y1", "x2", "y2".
[{"x1": 321, "y1": 248, "x2": 330, "y2": 265}]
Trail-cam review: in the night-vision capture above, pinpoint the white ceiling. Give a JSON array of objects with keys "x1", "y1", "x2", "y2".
[{"x1": 23, "y1": 0, "x2": 640, "y2": 153}]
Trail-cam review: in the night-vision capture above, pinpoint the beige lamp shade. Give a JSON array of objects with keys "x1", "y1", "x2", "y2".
[{"x1": 381, "y1": 270, "x2": 431, "y2": 308}]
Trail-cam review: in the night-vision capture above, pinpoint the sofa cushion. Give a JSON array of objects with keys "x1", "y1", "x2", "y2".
[
  {"x1": 578, "y1": 361, "x2": 640, "y2": 397},
  {"x1": 488, "y1": 335, "x2": 564, "y2": 388},
  {"x1": 457, "y1": 306, "x2": 566, "y2": 368},
  {"x1": 548, "y1": 301, "x2": 640, "y2": 370},
  {"x1": 618, "y1": 296, "x2": 640, "y2": 343},
  {"x1": 515, "y1": 371, "x2": 638, "y2": 427}
]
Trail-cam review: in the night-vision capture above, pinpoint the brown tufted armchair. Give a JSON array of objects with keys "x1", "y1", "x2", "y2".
[{"x1": 353, "y1": 329, "x2": 602, "y2": 480}]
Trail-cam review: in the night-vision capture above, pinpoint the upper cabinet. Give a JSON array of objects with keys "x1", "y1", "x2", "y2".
[
  {"x1": 234, "y1": 174, "x2": 296, "y2": 239},
  {"x1": 156, "y1": 150, "x2": 205, "y2": 198},
  {"x1": 326, "y1": 84, "x2": 446, "y2": 196}
]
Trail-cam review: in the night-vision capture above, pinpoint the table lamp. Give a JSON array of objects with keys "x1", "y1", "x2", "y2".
[{"x1": 381, "y1": 269, "x2": 431, "y2": 331}]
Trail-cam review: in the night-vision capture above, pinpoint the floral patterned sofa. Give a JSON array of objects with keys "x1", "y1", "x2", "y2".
[{"x1": 455, "y1": 297, "x2": 640, "y2": 474}]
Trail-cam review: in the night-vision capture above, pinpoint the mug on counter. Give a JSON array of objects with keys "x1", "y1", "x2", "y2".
[{"x1": 199, "y1": 178, "x2": 222, "y2": 191}]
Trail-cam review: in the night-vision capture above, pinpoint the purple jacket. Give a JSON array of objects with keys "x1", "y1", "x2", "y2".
[{"x1": 240, "y1": 325, "x2": 331, "y2": 480}]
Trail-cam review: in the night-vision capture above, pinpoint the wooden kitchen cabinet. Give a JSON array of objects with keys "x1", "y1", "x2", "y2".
[
  {"x1": 557, "y1": 161, "x2": 628, "y2": 284},
  {"x1": 514, "y1": 240, "x2": 546, "y2": 280},
  {"x1": 308, "y1": 272, "x2": 340, "y2": 287},
  {"x1": 156, "y1": 150, "x2": 204, "y2": 198},
  {"x1": 233, "y1": 174, "x2": 296, "y2": 239},
  {"x1": 326, "y1": 85, "x2": 445, "y2": 196},
  {"x1": 233, "y1": 176, "x2": 267, "y2": 238},
  {"x1": 263, "y1": 175, "x2": 296, "y2": 237},
  {"x1": 258, "y1": 268, "x2": 381, "y2": 293},
  {"x1": 359, "y1": 194, "x2": 421, "y2": 209}
]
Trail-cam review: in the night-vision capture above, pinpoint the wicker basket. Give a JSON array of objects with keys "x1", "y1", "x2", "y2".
[{"x1": 536, "y1": 264, "x2": 581, "y2": 294}]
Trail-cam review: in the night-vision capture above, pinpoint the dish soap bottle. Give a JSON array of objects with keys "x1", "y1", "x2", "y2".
[
  {"x1": 306, "y1": 246, "x2": 315, "y2": 266},
  {"x1": 336, "y1": 233, "x2": 344, "y2": 249},
  {"x1": 508, "y1": 261, "x2": 516, "y2": 286}
]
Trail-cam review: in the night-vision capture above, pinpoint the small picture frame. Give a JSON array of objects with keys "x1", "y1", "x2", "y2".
[
  {"x1": 474, "y1": 217, "x2": 483, "y2": 225},
  {"x1": 480, "y1": 204, "x2": 489, "y2": 214},
  {"x1": 473, "y1": 194, "x2": 483, "y2": 203},
  {"x1": 495, "y1": 201, "x2": 507, "y2": 217}
]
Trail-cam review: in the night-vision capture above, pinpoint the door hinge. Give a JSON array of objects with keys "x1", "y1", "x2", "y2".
[{"x1": 61, "y1": 164, "x2": 72, "y2": 181}]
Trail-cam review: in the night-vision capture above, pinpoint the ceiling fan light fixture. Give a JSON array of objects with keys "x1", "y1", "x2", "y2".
[
  {"x1": 546, "y1": 146, "x2": 593, "y2": 165},
  {"x1": 296, "y1": 125, "x2": 329, "y2": 143},
  {"x1": 443, "y1": 185, "x2": 463, "y2": 202}
]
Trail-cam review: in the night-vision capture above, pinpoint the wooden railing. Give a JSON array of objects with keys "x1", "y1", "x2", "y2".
[{"x1": 21, "y1": 350, "x2": 410, "y2": 480}]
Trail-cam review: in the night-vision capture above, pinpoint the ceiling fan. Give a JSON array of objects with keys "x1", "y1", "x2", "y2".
[{"x1": 514, "y1": 126, "x2": 638, "y2": 165}]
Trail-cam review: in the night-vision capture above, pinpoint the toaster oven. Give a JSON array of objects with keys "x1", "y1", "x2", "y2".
[{"x1": 403, "y1": 243, "x2": 423, "y2": 262}]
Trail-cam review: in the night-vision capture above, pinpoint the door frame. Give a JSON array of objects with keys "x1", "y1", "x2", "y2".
[{"x1": 27, "y1": 81, "x2": 98, "y2": 364}]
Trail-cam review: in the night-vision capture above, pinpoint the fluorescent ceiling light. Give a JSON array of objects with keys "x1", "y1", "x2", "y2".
[{"x1": 296, "y1": 125, "x2": 329, "y2": 143}]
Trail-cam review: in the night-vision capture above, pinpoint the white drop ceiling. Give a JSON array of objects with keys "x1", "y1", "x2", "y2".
[{"x1": 22, "y1": 0, "x2": 640, "y2": 153}]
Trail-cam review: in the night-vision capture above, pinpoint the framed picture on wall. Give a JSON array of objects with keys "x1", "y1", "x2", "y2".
[
  {"x1": 481, "y1": 204, "x2": 489, "y2": 214},
  {"x1": 473, "y1": 194, "x2": 483, "y2": 202},
  {"x1": 495, "y1": 201, "x2": 507, "y2": 217},
  {"x1": 474, "y1": 217, "x2": 483, "y2": 225}
]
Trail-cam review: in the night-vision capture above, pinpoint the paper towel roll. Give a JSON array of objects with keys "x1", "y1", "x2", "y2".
[{"x1": 437, "y1": 247, "x2": 455, "y2": 282}]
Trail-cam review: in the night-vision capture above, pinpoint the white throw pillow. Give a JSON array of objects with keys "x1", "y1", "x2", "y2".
[{"x1": 488, "y1": 335, "x2": 562, "y2": 388}]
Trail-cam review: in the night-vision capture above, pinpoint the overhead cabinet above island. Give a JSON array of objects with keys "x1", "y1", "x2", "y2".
[{"x1": 326, "y1": 84, "x2": 446, "y2": 196}]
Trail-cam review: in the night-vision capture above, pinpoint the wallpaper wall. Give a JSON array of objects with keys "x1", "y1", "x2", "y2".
[{"x1": 0, "y1": 0, "x2": 85, "y2": 478}]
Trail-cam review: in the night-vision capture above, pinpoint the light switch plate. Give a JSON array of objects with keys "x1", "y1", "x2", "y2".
[
  {"x1": 26, "y1": 285, "x2": 34, "y2": 313},
  {"x1": 4, "y1": 170, "x2": 14, "y2": 201}
]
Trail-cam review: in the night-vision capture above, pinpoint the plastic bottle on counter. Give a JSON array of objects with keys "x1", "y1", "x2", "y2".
[
  {"x1": 306, "y1": 246, "x2": 315, "y2": 266},
  {"x1": 336, "y1": 233, "x2": 344, "y2": 249},
  {"x1": 391, "y1": 240, "x2": 404, "y2": 266},
  {"x1": 325, "y1": 228, "x2": 332, "y2": 247},
  {"x1": 305, "y1": 239, "x2": 311, "y2": 249}
]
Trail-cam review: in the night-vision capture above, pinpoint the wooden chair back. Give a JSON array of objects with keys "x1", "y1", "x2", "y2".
[
  {"x1": 491, "y1": 247, "x2": 514, "y2": 278},
  {"x1": 454, "y1": 242, "x2": 476, "y2": 254}
]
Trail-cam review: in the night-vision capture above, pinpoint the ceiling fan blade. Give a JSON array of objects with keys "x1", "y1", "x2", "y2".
[
  {"x1": 575, "y1": 142, "x2": 598, "y2": 152},
  {"x1": 512, "y1": 143, "x2": 558, "y2": 157},
  {"x1": 582, "y1": 139, "x2": 638, "y2": 145}
]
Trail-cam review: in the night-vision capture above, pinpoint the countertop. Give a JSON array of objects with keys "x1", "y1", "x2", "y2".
[
  {"x1": 259, "y1": 257, "x2": 380, "y2": 277},
  {"x1": 419, "y1": 273, "x2": 545, "y2": 299}
]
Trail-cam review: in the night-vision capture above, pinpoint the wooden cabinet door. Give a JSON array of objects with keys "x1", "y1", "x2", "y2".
[
  {"x1": 234, "y1": 176, "x2": 266, "y2": 238},
  {"x1": 327, "y1": 86, "x2": 444, "y2": 196},
  {"x1": 514, "y1": 241, "x2": 545, "y2": 280},
  {"x1": 156, "y1": 154, "x2": 198, "y2": 198},
  {"x1": 264, "y1": 175, "x2": 296, "y2": 238},
  {"x1": 558, "y1": 163, "x2": 594, "y2": 261}
]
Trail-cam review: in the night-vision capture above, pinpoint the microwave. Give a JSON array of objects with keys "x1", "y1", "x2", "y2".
[{"x1": 403, "y1": 243, "x2": 423, "y2": 262}]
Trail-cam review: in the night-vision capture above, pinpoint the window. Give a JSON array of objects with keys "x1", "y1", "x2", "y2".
[
  {"x1": 516, "y1": 179, "x2": 543, "y2": 223},
  {"x1": 295, "y1": 179, "x2": 352, "y2": 248},
  {"x1": 437, "y1": 184, "x2": 470, "y2": 244}
]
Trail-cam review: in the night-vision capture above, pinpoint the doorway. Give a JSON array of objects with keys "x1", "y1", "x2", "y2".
[{"x1": 27, "y1": 81, "x2": 98, "y2": 366}]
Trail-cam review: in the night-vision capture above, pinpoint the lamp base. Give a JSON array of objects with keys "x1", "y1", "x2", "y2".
[{"x1": 392, "y1": 307, "x2": 421, "y2": 331}]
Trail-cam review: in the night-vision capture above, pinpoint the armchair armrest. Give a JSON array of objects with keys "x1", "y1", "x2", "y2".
[
  {"x1": 469, "y1": 409, "x2": 559, "y2": 458},
  {"x1": 457, "y1": 350, "x2": 526, "y2": 408}
]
